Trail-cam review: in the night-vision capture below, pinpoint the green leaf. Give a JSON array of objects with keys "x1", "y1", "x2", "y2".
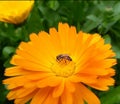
[
  {"x1": 100, "y1": 86, "x2": 120, "y2": 104},
  {"x1": 113, "y1": 2, "x2": 120, "y2": 15},
  {"x1": 25, "y1": 5, "x2": 43, "y2": 34},
  {"x1": 2, "y1": 46, "x2": 15, "y2": 59},
  {"x1": 47, "y1": 0, "x2": 59, "y2": 11},
  {"x1": 103, "y1": 34, "x2": 111, "y2": 44},
  {"x1": 3, "y1": 58, "x2": 12, "y2": 68},
  {"x1": 87, "y1": 15, "x2": 99, "y2": 22},
  {"x1": 111, "y1": 35, "x2": 120, "y2": 59},
  {"x1": 82, "y1": 14, "x2": 102, "y2": 32},
  {"x1": 112, "y1": 43, "x2": 120, "y2": 59},
  {"x1": 38, "y1": 4, "x2": 61, "y2": 27},
  {"x1": 0, "y1": 84, "x2": 8, "y2": 104}
]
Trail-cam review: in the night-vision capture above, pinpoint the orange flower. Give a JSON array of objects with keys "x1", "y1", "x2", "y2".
[
  {"x1": 3, "y1": 23, "x2": 116, "y2": 104},
  {"x1": 0, "y1": 0, "x2": 34, "y2": 24}
]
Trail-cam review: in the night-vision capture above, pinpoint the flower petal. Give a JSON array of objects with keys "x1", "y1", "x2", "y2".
[
  {"x1": 0, "y1": 1, "x2": 34, "y2": 24},
  {"x1": 49, "y1": 28, "x2": 63, "y2": 54},
  {"x1": 53, "y1": 78, "x2": 65, "y2": 97},
  {"x1": 3, "y1": 76, "x2": 27, "y2": 89},
  {"x1": 11, "y1": 55, "x2": 51, "y2": 72},
  {"x1": 61, "y1": 90, "x2": 73, "y2": 104},
  {"x1": 37, "y1": 76, "x2": 62, "y2": 88},
  {"x1": 30, "y1": 87, "x2": 50, "y2": 104},
  {"x1": 58, "y1": 23, "x2": 69, "y2": 52},
  {"x1": 65, "y1": 78, "x2": 76, "y2": 93},
  {"x1": 43, "y1": 91, "x2": 59, "y2": 104},
  {"x1": 4, "y1": 66, "x2": 29, "y2": 76},
  {"x1": 78, "y1": 83, "x2": 100, "y2": 104},
  {"x1": 7, "y1": 87, "x2": 37, "y2": 103},
  {"x1": 16, "y1": 41, "x2": 53, "y2": 67},
  {"x1": 15, "y1": 87, "x2": 37, "y2": 98},
  {"x1": 87, "y1": 76, "x2": 115, "y2": 91},
  {"x1": 73, "y1": 84, "x2": 84, "y2": 104},
  {"x1": 69, "y1": 74, "x2": 97, "y2": 84}
]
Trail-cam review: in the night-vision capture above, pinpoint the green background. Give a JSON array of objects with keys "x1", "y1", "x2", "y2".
[{"x1": 0, "y1": 0, "x2": 120, "y2": 104}]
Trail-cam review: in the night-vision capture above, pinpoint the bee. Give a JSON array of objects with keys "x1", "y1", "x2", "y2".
[{"x1": 56, "y1": 54, "x2": 72, "y2": 64}]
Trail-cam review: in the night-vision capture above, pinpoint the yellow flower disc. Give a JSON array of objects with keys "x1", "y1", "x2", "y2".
[{"x1": 3, "y1": 23, "x2": 116, "y2": 104}]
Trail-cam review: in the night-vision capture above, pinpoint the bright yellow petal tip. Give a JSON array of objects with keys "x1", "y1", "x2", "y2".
[
  {"x1": 3, "y1": 23, "x2": 116, "y2": 104},
  {"x1": 0, "y1": 0, "x2": 34, "y2": 24}
]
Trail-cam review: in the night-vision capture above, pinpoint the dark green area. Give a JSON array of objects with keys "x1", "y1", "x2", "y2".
[{"x1": 0, "y1": 0, "x2": 120, "y2": 104}]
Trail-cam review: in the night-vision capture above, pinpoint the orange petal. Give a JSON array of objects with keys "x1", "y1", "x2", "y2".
[
  {"x1": 30, "y1": 87, "x2": 51, "y2": 104},
  {"x1": 7, "y1": 90, "x2": 16, "y2": 100},
  {"x1": 15, "y1": 87, "x2": 36, "y2": 98},
  {"x1": 49, "y1": 28, "x2": 63, "y2": 54},
  {"x1": 25, "y1": 72, "x2": 54, "y2": 80},
  {"x1": 37, "y1": 76, "x2": 62, "y2": 88},
  {"x1": 78, "y1": 83, "x2": 100, "y2": 104},
  {"x1": 3, "y1": 76, "x2": 27, "y2": 89},
  {"x1": 29, "y1": 33, "x2": 39, "y2": 43},
  {"x1": 11, "y1": 55, "x2": 51, "y2": 72},
  {"x1": 87, "y1": 77, "x2": 115, "y2": 91},
  {"x1": 106, "y1": 68, "x2": 115, "y2": 76},
  {"x1": 58, "y1": 23, "x2": 69, "y2": 52},
  {"x1": 43, "y1": 91, "x2": 59, "y2": 104},
  {"x1": 53, "y1": 78, "x2": 65, "y2": 97},
  {"x1": 65, "y1": 79, "x2": 75, "y2": 93},
  {"x1": 4, "y1": 66, "x2": 29, "y2": 76},
  {"x1": 67, "y1": 26, "x2": 77, "y2": 54},
  {"x1": 7, "y1": 89, "x2": 37, "y2": 104},
  {"x1": 73, "y1": 84, "x2": 84, "y2": 104},
  {"x1": 17, "y1": 41, "x2": 53, "y2": 67},
  {"x1": 38, "y1": 31, "x2": 58, "y2": 56},
  {"x1": 16, "y1": 49, "x2": 53, "y2": 67},
  {"x1": 61, "y1": 89, "x2": 73, "y2": 104},
  {"x1": 71, "y1": 31, "x2": 83, "y2": 61},
  {"x1": 103, "y1": 59, "x2": 117, "y2": 68},
  {"x1": 69, "y1": 75, "x2": 97, "y2": 84},
  {"x1": 14, "y1": 89, "x2": 37, "y2": 104}
]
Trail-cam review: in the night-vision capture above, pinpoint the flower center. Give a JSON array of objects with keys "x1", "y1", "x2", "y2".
[{"x1": 51, "y1": 54, "x2": 75, "y2": 77}]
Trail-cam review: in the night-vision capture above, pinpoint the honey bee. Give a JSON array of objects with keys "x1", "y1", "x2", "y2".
[{"x1": 56, "y1": 54, "x2": 72, "y2": 64}]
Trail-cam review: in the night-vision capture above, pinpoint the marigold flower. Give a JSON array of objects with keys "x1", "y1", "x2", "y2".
[
  {"x1": 3, "y1": 23, "x2": 116, "y2": 104},
  {"x1": 0, "y1": 0, "x2": 34, "y2": 24}
]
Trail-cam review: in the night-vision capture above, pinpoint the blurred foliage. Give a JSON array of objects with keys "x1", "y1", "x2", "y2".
[{"x1": 0, "y1": 0, "x2": 120, "y2": 104}]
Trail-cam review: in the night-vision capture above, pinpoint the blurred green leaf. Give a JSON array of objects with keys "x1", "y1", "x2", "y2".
[
  {"x1": 25, "y1": 5, "x2": 43, "y2": 34},
  {"x1": 0, "y1": 84, "x2": 8, "y2": 104},
  {"x1": 100, "y1": 86, "x2": 120, "y2": 104},
  {"x1": 103, "y1": 34, "x2": 111, "y2": 44},
  {"x1": 113, "y1": 2, "x2": 120, "y2": 15},
  {"x1": 112, "y1": 43, "x2": 120, "y2": 59},
  {"x1": 2, "y1": 46, "x2": 15, "y2": 59},
  {"x1": 87, "y1": 15, "x2": 99, "y2": 22},
  {"x1": 38, "y1": 4, "x2": 61, "y2": 28},
  {"x1": 3, "y1": 58, "x2": 12, "y2": 68},
  {"x1": 47, "y1": 0, "x2": 59, "y2": 11}
]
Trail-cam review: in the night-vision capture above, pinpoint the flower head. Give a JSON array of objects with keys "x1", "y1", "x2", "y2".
[
  {"x1": 0, "y1": 0, "x2": 34, "y2": 24},
  {"x1": 3, "y1": 23, "x2": 116, "y2": 104}
]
